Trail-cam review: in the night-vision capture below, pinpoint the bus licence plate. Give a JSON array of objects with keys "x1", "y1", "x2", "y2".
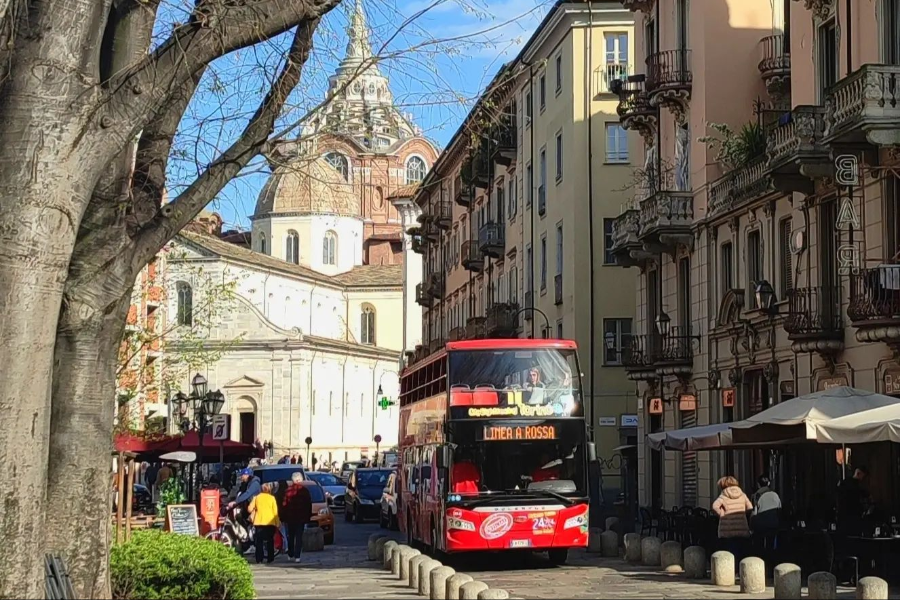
[{"x1": 509, "y1": 539, "x2": 531, "y2": 548}]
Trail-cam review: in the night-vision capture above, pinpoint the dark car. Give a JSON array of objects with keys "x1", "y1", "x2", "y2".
[
  {"x1": 379, "y1": 471, "x2": 400, "y2": 530},
  {"x1": 345, "y1": 468, "x2": 392, "y2": 523},
  {"x1": 132, "y1": 484, "x2": 153, "y2": 514},
  {"x1": 252, "y1": 464, "x2": 306, "y2": 485}
]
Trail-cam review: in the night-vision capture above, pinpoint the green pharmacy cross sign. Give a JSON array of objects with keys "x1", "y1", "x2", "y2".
[{"x1": 376, "y1": 384, "x2": 395, "y2": 410}]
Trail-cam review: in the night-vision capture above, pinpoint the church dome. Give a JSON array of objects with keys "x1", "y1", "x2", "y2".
[{"x1": 254, "y1": 157, "x2": 358, "y2": 218}]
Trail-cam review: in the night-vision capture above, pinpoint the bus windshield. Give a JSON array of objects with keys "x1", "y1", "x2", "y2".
[
  {"x1": 449, "y1": 419, "x2": 587, "y2": 496},
  {"x1": 449, "y1": 349, "x2": 582, "y2": 414}
]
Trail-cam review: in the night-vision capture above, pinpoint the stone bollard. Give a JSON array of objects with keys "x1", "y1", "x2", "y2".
[
  {"x1": 375, "y1": 537, "x2": 391, "y2": 563},
  {"x1": 460, "y1": 581, "x2": 489, "y2": 600},
  {"x1": 808, "y1": 572, "x2": 836, "y2": 600},
  {"x1": 641, "y1": 536, "x2": 662, "y2": 566},
  {"x1": 684, "y1": 546, "x2": 707, "y2": 579},
  {"x1": 383, "y1": 541, "x2": 399, "y2": 570},
  {"x1": 588, "y1": 527, "x2": 603, "y2": 553},
  {"x1": 418, "y1": 559, "x2": 442, "y2": 596},
  {"x1": 856, "y1": 577, "x2": 889, "y2": 600},
  {"x1": 624, "y1": 533, "x2": 642, "y2": 563},
  {"x1": 478, "y1": 590, "x2": 510, "y2": 600},
  {"x1": 605, "y1": 516, "x2": 620, "y2": 533},
  {"x1": 397, "y1": 546, "x2": 421, "y2": 581},
  {"x1": 739, "y1": 557, "x2": 765, "y2": 594},
  {"x1": 430, "y1": 566, "x2": 456, "y2": 600},
  {"x1": 301, "y1": 526, "x2": 325, "y2": 552},
  {"x1": 660, "y1": 541, "x2": 683, "y2": 571},
  {"x1": 368, "y1": 533, "x2": 388, "y2": 561},
  {"x1": 710, "y1": 551, "x2": 735, "y2": 587},
  {"x1": 391, "y1": 544, "x2": 409, "y2": 576},
  {"x1": 446, "y1": 573, "x2": 474, "y2": 600},
  {"x1": 409, "y1": 554, "x2": 430, "y2": 588},
  {"x1": 773, "y1": 563, "x2": 801, "y2": 599},
  {"x1": 601, "y1": 530, "x2": 619, "y2": 558}
]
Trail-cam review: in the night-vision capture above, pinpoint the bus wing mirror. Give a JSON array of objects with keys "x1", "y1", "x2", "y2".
[
  {"x1": 587, "y1": 442, "x2": 597, "y2": 462},
  {"x1": 437, "y1": 447, "x2": 451, "y2": 470}
]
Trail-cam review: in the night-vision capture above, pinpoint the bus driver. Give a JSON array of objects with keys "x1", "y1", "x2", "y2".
[{"x1": 524, "y1": 367, "x2": 546, "y2": 405}]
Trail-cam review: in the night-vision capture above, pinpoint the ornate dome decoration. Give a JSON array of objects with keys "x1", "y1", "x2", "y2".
[{"x1": 254, "y1": 157, "x2": 359, "y2": 218}]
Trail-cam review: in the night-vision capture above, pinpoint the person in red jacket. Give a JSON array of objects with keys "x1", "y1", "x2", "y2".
[{"x1": 452, "y1": 451, "x2": 481, "y2": 494}]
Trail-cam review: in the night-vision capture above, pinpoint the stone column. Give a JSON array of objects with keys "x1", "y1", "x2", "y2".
[
  {"x1": 430, "y1": 566, "x2": 456, "y2": 600},
  {"x1": 660, "y1": 541, "x2": 683, "y2": 571},
  {"x1": 773, "y1": 563, "x2": 801, "y2": 599},
  {"x1": 446, "y1": 573, "x2": 474, "y2": 600},
  {"x1": 711, "y1": 551, "x2": 735, "y2": 587},
  {"x1": 807, "y1": 571, "x2": 836, "y2": 599},
  {"x1": 641, "y1": 536, "x2": 662, "y2": 566},
  {"x1": 739, "y1": 557, "x2": 765, "y2": 594},
  {"x1": 856, "y1": 577, "x2": 889, "y2": 600},
  {"x1": 601, "y1": 531, "x2": 619, "y2": 557},
  {"x1": 624, "y1": 533, "x2": 642, "y2": 563},
  {"x1": 684, "y1": 546, "x2": 706, "y2": 579},
  {"x1": 460, "y1": 581, "x2": 489, "y2": 600}
]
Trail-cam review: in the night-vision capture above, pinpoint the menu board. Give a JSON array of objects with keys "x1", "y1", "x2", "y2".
[{"x1": 166, "y1": 504, "x2": 200, "y2": 536}]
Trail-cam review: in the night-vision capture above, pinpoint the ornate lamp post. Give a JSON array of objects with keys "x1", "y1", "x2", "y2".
[{"x1": 171, "y1": 373, "x2": 225, "y2": 501}]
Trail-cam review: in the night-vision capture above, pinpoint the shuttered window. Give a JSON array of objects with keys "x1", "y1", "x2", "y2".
[
  {"x1": 721, "y1": 242, "x2": 733, "y2": 298},
  {"x1": 779, "y1": 218, "x2": 793, "y2": 299},
  {"x1": 680, "y1": 409, "x2": 698, "y2": 507}
]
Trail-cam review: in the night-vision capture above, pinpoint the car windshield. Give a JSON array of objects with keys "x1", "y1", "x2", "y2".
[
  {"x1": 308, "y1": 473, "x2": 341, "y2": 487},
  {"x1": 357, "y1": 470, "x2": 392, "y2": 487},
  {"x1": 449, "y1": 349, "x2": 582, "y2": 414},
  {"x1": 255, "y1": 467, "x2": 303, "y2": 484},
  {"x1": 304, "y1": 484, "x2": 325, "y2": 503}
]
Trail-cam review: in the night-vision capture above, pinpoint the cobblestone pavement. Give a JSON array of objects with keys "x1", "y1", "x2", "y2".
[{"x1": 252, "y1": 521, "x2": 895, "y2": 599}]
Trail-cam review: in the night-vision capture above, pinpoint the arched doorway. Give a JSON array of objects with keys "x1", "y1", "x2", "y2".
[{"x1": 235, "y1": 396, "x2": 257, "y2": 445}]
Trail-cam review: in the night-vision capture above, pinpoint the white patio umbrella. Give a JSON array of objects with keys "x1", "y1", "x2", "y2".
[
  {"x1": 646, "y1": 423, "x2": 734, "y2": 451},
  {"x1": 729, "y1": 386, "x2": 900, "y2": 443},
  {"x1": 814, "y1": 403, "x2": 900, "y2": 444}
]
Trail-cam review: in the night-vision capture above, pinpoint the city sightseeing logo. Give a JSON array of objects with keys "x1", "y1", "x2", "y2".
[
  {"x1": 479, "y1": 513, "x2": 514, "y2": 540},
  {"x1": 467, "y1": 405, "x2": 556, "y2": 418}
]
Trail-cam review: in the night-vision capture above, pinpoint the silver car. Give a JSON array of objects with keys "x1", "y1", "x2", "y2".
[{"x1": 305, "y1": 471, "x2": 346, "y2": 509}]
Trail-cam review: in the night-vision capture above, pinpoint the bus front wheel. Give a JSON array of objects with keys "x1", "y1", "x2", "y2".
[{"x1": 548, "y1": 549, "x2": 568, "y2": 565}]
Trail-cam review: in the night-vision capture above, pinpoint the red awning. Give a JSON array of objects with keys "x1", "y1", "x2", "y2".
[{"x1": 114, "y1": 432, "x2": 263, "y2": 462}]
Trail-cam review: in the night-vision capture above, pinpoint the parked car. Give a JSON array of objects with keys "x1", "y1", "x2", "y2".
[
  {"x1": 252, "y1": 464, "x2": 305, "y2": 485},
  {"x1": 345, "y1": 468, "x2": 392, "y2": 523},
  {"x1": 379, "y1": 471, "x2": 400, "y2": 530},
  {"x1": 340, "y1": 460, "x2": 367, "y2": 482},
  {"x1": 300, "y1": 480, "x2": 335, "y2": 545},
  {"x1": 305, "y1": 471, "x2": 346, "y2": 509}
]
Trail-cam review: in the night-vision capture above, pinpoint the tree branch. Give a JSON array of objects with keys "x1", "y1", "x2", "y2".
[{"x1": 133, "y1": 17, "x2": 321, "y2": 268}]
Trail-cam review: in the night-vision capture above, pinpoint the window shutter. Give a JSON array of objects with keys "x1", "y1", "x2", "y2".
[
  {"x1": 780, "y1": 218, "x2": 793, "y2": 297},
  {"x1": 680, "y1": 409, "x2": 698, "y2": 506}
]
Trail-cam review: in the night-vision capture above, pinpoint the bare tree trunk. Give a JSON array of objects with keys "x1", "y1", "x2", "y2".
[{"x1": 45, "y1": 292, "x2": 131, "y2": 599}]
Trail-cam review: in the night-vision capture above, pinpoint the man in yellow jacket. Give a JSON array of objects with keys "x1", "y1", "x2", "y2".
[{"x1": 249, "y1": 483, "x2": 281, "y2": 564}]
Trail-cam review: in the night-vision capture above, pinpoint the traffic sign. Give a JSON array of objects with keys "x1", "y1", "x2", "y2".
[{"x1": 211, "y1": 415, "x2": 230, "y2": 441}]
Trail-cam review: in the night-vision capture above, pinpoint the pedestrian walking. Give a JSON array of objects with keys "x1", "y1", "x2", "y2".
[
  {"x1": 282, "y1": 473, "x2": 313, "y2": 563},
  {"x1": 249, "y1": 483, "x2": 280, "y2": 564},
  {"x1": 712, "y1": 476, "x2": 753, "y2": 564}
]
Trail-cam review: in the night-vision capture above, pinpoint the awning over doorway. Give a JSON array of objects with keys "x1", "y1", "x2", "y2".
[{"x1": 647, "y1": 423, "x2": 734, "y2": 451}]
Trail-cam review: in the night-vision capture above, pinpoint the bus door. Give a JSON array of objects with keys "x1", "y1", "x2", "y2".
[{"x1": 418, "y1": 447, "x2": 433, "y2": 542}]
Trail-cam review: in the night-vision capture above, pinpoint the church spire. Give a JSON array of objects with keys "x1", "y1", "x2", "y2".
[{"x1": 340, "y1": 0, "x2": 374, "y2": 72}]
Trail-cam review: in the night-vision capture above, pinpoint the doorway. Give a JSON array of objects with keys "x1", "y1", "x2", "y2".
[{"x1": 239, "y1": 412, "x2": 256, "y2": 445}]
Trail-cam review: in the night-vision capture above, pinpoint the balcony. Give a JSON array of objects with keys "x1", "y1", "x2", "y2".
[
  {"x1": 708, "y1": 156, "x2": 775, "y2": 218},
  {"x1": 426, "y1": 273, "x2": 445, "y2": 299},
  {"x1": 596, "y1": 62, "x2": 633, "y2": 97},
  {"x1": 491, "y1": 112, "x2": 516, "y2": 167},
  {"x1": 472, "y1": 145, "x2": 491, "y2": 189},
  {"x1": 454, "y1": 167, "x2": 473, "y2": 207},
  {"x1": 622, "y1": 334, "x2": 660, "y2": 381},
  {"x1": 637, "y1": 190, "x2": 693, "y2": 255},
  {"x1": 486, "y1": 303, "x2": 519, "y2": 338},
  {"x1": 429, "y1": 338, "x2": 446, "y2": 354},
  {"x1": 758, "y1": 34, "x2": 791, "y2": 100},
  {"x1": 554, "y1": 274, "x2": 563, "y2": 305},
  {"x1": 609, "y1": 209, "x2": 646, "y2": 267},
  {"x1": 449, "y1": 326, "x2": 465, "y2": 342},
  {"x1": 432, "y1": 200, "x2": 452, "y2": 230},
  {"x1": 766, "y1": 105, "x2": 830, "y2": 194},
  {"x1": 418, "y1": 217, "x2": 439, "y2": 243},
  {"x1": 415, "y1": 283, "x2": 433, "y2": 308},
  {"x1": 825, "y1": 64, "x2": 900, "y2": 147},
  {"x1": 614, "y1": 75, "x2": 658, "y2": 143},
  {"x1": 849, "y1": 265, "x2": 900, "y2": 346},
  {"x1": 621, "y1": 0, "x2": 654, "y2": 11},
  {"x1": 646, "y1": 49, "x2": 692, "y2": 121},
  {"x1": 462, "y1": 240, "x2": 484, "y2": 272},
  {"x1": 784, "y1": 286, "x2": 844, "y2": 354},
  {"x1": 408, "y1": 227, "x2": 426, "y2": 254},
  {"x1": 657, "y1": 326, "x2": 694, "y2": 377},
  {"x1": 478, "y1": 222, "x2": 505, "y2": 259},
  {"x1": 465, "y1": 316, "x2": 487, "y2": 340}
]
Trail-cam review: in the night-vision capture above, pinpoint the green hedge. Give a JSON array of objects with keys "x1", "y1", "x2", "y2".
[{"x1": 111, "y1": 530, "x2": 255, "y2": 600}]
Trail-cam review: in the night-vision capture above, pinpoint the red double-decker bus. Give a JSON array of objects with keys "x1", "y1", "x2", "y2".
[{"x1": 397, "y1": 339, "x2": 592, "y2": 564}]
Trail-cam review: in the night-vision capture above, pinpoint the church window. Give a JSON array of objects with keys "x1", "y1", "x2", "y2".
[
  {"x1": 406, "y1": 156, "x2": 427, "y2": 184},
  {"x1": 323, "y1": 231, "x2": 337, "y2": 265},
  {"x1": 286, "y1": 230, "x2": 300, "y2": 264},
  {"x1": 259, "y1": 233, "x2": 267, "y2": 255},
  {"x1": 325, "y1": 152, "x2": 350, "y2": 181},
  {"x1": 176, "y1": 282, "x2": 193, "y2": 326},
  {"x1": 361, "y1": 304, "x2": 376, "y2": 345}
]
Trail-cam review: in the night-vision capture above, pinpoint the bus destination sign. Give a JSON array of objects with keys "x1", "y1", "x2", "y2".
[{"x1": 479, "y1": 424, "x2": 558, "y2": 441}]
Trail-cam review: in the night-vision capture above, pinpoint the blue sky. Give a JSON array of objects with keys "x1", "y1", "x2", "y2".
[{"x1": 165, "y1": 0, "x2": 552, "y2": 230}]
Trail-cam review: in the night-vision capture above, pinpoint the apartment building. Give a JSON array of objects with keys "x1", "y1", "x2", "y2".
[
  {"x1": 610, "y1": 0, "x2": 900, "y2": 512},
  {"x1": 408, "y1": 1, "x2": 640, "y2": 501}
]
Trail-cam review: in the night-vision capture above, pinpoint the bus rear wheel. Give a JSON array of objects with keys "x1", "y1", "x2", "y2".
[{"x1": 548, "y1": 549, "x2": 568, "y2": 565}]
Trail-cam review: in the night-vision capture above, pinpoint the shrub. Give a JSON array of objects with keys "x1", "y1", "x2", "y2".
[
  {"x1": 699, "y1": 121, "x2": 767, "y2": 171},
  {"x1": 111, "y1": 530, "x2": 255, "y2": 600}
]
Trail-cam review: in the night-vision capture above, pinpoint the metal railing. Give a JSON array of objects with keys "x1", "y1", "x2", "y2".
[
  {"x1": 660, "y1": 326, "x2": 694, "y2": 363},
  {"x1": 849, "y1": 266, "x2": 900, "y2": 323},
  {"x1": 646, "y1": 49, "x2": 692, "y2": 93},
  {"x1": 596, "y1": 62, "x2": 633, "y2": 96},
  {"x1": 478, "y1": 222, "x2": 505, "y2": 257},
  {"x1": 486, "y1": 303, "x2": 519, "y2": 337},
  {"x1": 785, "y1": 286, "x2": 842, "y2": 336},
  {"x1": 622, "y1": 334, "x2": 660, "y2": 369},
  {"x1": 461, "y1": 239, "x2": 484, "y2": 271},
  {"x1": 465, "y1": 316, "x2": 487, "y2": 339}
]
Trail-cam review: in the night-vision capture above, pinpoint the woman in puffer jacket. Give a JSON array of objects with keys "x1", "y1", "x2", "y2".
[{"x1": 712, "y1": 476, "x2": 753, "y2": 562}]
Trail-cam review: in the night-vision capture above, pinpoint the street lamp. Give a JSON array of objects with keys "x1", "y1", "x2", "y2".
[
  {"x1": 169, "y1": 375, "x2": 225, "y2": 502},
  {"x1": 655, "y1": 311, "x2": 671, "y2": 337},
  {"x1": 191, "y1": 373, "x2": 208, "y2": 398},
  {"x1": 754, "y1": 280, "x2": 777, "y2": 313}
]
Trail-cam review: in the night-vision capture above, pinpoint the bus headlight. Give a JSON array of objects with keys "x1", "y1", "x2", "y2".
[
  {"x1": 563, "y1": 513, "x2": 588, "y2": 530},
  {"x1": 447, "y1": 517, "x2": 476, "y2": 532}
]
